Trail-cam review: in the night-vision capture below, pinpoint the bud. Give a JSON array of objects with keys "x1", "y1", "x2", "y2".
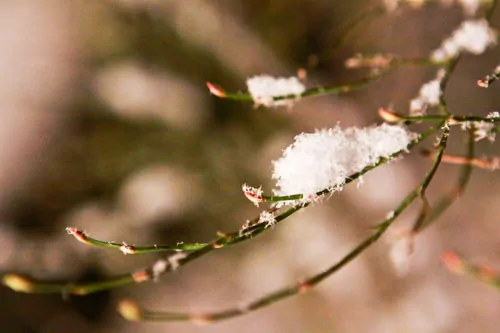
[
  {"x1": 242, "y1": 183, "x2": 264, "y2": 206},
  {"x1": 297, "y1": 68, "x2": 307, "y2": 80},
  {"x1": 132, "y1": 270, "x2": 150, "y2": 283},
  {"x1": 477, "y1": 79, "x2": 489, "y2": 88},
  {"x1": 441, "y1": 251, "x2": 466, "y2": 274},
  {"x1": 65, "y1": 227, "x2": 88, "y2": 244},
  {"x1": 378, "y1": 107, "x2": 403, "y2": 123},
  {"x1": 206, "y1": 82, "x2": 227, "y2": 98},
  {"x1": 118, "y1": 299, "x2": 143, "y2": 321},
  {"x1": 2, "y1": 274, "x2": 35, "y2": 293},
  {"x1": 298, "y1": 282, "x2": 312, "y2": 293},
  {"x1": 191, "y1": 314, "x2": 213, "y2": 326}
]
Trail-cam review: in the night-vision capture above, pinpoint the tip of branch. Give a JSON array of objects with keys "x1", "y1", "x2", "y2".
[
  {"x1": 242, "y1": 183, "x2": 263, "y2": 206},
  {"x1": 206, "y1": 82, "x2": 227, "y2": 98},
  {"x1": 65, "y1": 227, "x2": 88, "y2": 244},
  {"x1": 477, "y1": 79, "x2": 489, "y2": 88},
  {"x1": 378, "y1": 107, "x2": 403, "y2": 123},
  {"x1": 2, "y1": 274, "x2": 35, "y2": 293},
  {"x1": 441, "y1": 251, "x2": 465, "y2": 274},
  {"x1": 118, "y1": 299, "x2": 143, "y2": 321}
]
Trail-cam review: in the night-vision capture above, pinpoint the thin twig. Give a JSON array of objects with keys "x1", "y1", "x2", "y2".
[
  {"x1": 442, "y1": 251, "x2": 500, "y2": 289},
  {"x1": 416, "y1": 129, "x2": 475, "y2": 232},
  {"x1": 2, "y1": 127, "x2": 437, "y2": 295},
  {"x1": 412, "y1": 124, "x2": 450, "y2": 232},
  {"x1": 421, "y1": 149, "x2": 500, "y2": 170},
  {"x1": 116, "y1": 126, "x2": 449, "y2": 324},
  {"x1": 65, "y1": 227, "x2": 208, "y2": 254},
  {"x1": 207, "y1": 56, "x2": 443, "y2": 104}
]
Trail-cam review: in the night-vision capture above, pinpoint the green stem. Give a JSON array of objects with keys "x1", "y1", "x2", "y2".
[
  {"x1": 219, "y1": 70, "x2": 392, "y2": 102},
  {"x1": 401, "y1": 114, "x2": 500, "y2": 123},
  {"x1": 443, "y1": 252, "x2": 500, "y2": 289},
  {"x1": 120, "y1": 128, "x2": 449, "y2": 324},
  {"x1": 417, "y1": 129, "x2": 474, "y2": 229},
  {"x1": 3, "y1": 126, "x2": 438, "y2": 295},
  {"x1": 65, "y1": 227, "x2": 207, "y2": 254},
  {"x1": 412, "y1": 123, "x2": 450, "y2": 232}
]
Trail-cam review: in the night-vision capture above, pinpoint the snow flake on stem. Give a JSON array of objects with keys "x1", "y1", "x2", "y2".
[
  {"x1": 259, "y1": 211, "x2": 277, "y2": 228},
  {"x1": 272, "y1": 123, "x2": 416, "y2": 197},
  {"x1": 167, "y1": 252, "x2": 188, "y2": 271},
  {"x1": 409, "y1": 69, "x2": 446, "y2": 116},
  {"x1": 242, "y1": 184, "x2": 264, "y2": 206},
  {"x1": 151, "y1": 259, "x2": 168, "y2": 281},
  {"x1": 246, "y1": 75, "x2": 305, "y2": 107},
  {"x1": 461, "y1": 117, "x2": 497, "y2": 142}
]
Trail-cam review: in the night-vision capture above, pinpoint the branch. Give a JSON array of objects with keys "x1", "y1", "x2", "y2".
[
  {"x1": 65, "y1": 227, "x2": 207, "y2": 254},
  {"x1": 415, "y1": 129, "x2": 475, "y2": 232},
  {"x1": 442, "y1": 251, "x2": 500, "y2": 289},
  {"x1": 2, "y1": 126, "x2": 437, "y2": 295},
  {"x1": 206, "y1": 55, "x2": 445, "y2": 105},
  {"x1": 412, "y1": 123, "x2": 451, "y2": 232},
  {"x1": 421, "y1": 149, "x2": 499, "y2": 171},
  {"x1": 116, "y1": 127, "x2": 449, "y2": 324}
]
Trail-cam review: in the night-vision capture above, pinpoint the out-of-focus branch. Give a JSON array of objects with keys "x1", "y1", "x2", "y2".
[{"x1": 442, "y1": 251, "x2": 500, "y2": 289}]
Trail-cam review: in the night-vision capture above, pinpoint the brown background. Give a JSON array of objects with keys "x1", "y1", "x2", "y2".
[{"x1": 1, "y1": 1, "x2": 500, "y2": 332}]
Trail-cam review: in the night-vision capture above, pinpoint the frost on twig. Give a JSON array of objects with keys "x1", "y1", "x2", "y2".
[
  {"x1": 242, "y1": 184, "x2": 263, "y2": 206},
  {"x1": 272, "y1": 123, "x2": 416, "y2": 197},
  {"x1": 460, "y1": 112, "x2": 498, "y2": 142},
  {"x1": 246, "y1": 75, "x2": 305, "y2": 107},
  {"x1": 409, "y1": 69, "x2": 446, "y2": 116},
  {"x1": 258, "y1": 211, "x2": 277, "y2": 228}
]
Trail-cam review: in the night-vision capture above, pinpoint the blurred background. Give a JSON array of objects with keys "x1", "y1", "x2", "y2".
[{"x1": 1, "y1": 0, "x2": 500, "y2": 332}]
